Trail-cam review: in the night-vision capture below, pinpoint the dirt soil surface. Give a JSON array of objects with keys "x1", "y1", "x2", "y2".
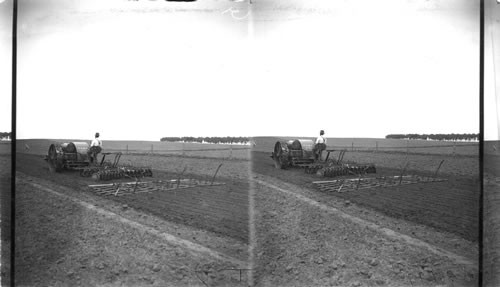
[
  {"x1": 17, "y1": 153, "x2": 249, "y2": 243},
  {"x1": 252, "y1": 151, "x2": 479, "y2": 243},
  {"x1": 0, "y1": 143, "x2": 12, "y2": 287},
  {"x1": 483, "y1": 149, "x2": 500, "y2": 286},
  {"x1": 339, "y1": 151, "x2": 478, "y2": 177},
  {"x1": 12, "y1": 145, "x2": 485, "y2": 286},
  {"x1": 15, "y1": 152, "x2": 250, "y2": 286},
  {"x1": 251, "y1": 150, "x2": 478, "y2": 286}
]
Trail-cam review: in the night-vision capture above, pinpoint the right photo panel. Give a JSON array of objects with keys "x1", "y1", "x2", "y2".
[
  {"x1": 484, "y1": 0, "x2": 500, "y2": 286},
  {"x1": 249, "y1": 0, "x2": 480, "y2": 286}
]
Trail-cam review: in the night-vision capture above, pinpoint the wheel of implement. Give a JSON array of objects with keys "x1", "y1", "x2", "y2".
[
  {"x1": 81, "y1": 168, "x2": 93, "y2": 177},
  {"x1": 80, "y1": 169, "x2": 88, "y2": 177},
  {"x1": 273, "y1": 141, "x2": 289, "y2": 169},
  {"x1": 47, "y1": 144, "x2": 63, "y2": 172}
]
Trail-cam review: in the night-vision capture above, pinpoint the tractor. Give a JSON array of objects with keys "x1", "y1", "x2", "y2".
[
  {"x1": 270, "y1": 139, "x2": 376, "y2": 177},
  {"x1": 46, "y1": 141, "x2": 152, "y2": 180},
  {"x1": 271, "y1": 139, "x2": 316, "y2": 169},
  {"x1": 47, "y1": 141, "x2": 93, "y2": 172}
]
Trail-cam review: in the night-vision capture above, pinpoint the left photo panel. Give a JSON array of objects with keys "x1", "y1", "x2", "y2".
[{"x1": 15, "y1": 0, "x2": 252, "y2": 286}]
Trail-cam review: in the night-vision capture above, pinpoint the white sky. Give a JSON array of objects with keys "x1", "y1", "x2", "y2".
[
  {"x1": 251, "y1": 0, "x2": 480, "y2": 139},
  {"x1": 1, "y1": 0, "x2": 492, "y2": 140},
  {"x1": 0, "y1": 0, "x2": 12, "y2": 133}
]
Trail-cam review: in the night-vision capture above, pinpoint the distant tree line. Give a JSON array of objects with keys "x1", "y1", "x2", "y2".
[
  {"x1": 385, "y1": 133, "x2": 479, "y2": 141},
  {"x1": 160, "y1": 136, "x2": 250, "y2": 144},
  {"x1": 0, "y1": 132, "x2": 11, "y2": 139}
]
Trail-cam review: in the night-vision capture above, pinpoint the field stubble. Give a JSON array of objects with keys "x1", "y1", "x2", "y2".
[{"x1": 483, "y1": 145, "x2": 500, "y2": 286}]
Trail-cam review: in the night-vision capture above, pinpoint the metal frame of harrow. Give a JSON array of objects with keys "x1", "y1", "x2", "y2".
[
  {"x1": 88, "y1": 179, "x2": 225, "y2": 197},
  {"x1": 76, "y1": 153, "x2": 157, "y2": 181},
  {"x1": 305, "y1": 163, "x2": 376, "y2": 176},
  {"x1": 313, "y1": 175, "x2": 447, "y2": 193}
]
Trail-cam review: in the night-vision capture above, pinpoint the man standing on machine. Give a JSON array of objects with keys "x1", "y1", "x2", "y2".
[
  {"x1": 88, "y1": 132, "x2": 102, "y2": 164},
  {"x1": 314, "y1": 130, "x2": 327, "y2": 161}
]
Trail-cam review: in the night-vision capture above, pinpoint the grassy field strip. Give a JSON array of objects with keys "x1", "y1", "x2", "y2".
[
  {"x1": 21, "y1": 179, "x2": 248, "y2": 268},
  {"x1": 334, "y1": 144, "x2": 478, "y2": 149},
  {"x1": 15, "y1": 140, "x2": 251, "y2": 161},
  {"x1": 253, "y1": 177, "x2": 476, "y2": 268},
  {"x1": 108, "y1": 148, "x2": 250, "y2": 152},
  {"x1": 16, "y1": 139, "x2": 249, "y2": 152}
]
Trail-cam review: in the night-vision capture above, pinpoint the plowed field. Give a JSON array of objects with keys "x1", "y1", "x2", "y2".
[
  {"x1": 483, "y1": 141, "x2": 500, "y2": 286},
  {"x1": 0, "y1": 143, "x2": 11, "y2": 286},
  {"x1": 16, "y1": 152, "x2": 249, "y2": 243},
  {"x1": 252, "y1": 150, "x2": 479, "y2": 242}
]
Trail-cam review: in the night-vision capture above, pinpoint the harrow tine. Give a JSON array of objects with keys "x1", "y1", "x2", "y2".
[
  {"x1": 433, "y1": 160, "x2": 445, "y2": 178},
  {"x1": 114, "y1": 183, "x2": 121, "y2": 197},
  {"x1": 113, "y1": 152, "x2": 122, "y2": 168},
  {"x1": 133, "y1": 177, "x2": 139, "y2": 193},
  {"x1": 337, "y1": 150, "x2": 346, "y2": 164},
  {"x1": 211, "y1": 163, "x2": 223, "y2": 186},
  {"x1": 338, "y1": 181, "x2": 345, "y2": 193}
]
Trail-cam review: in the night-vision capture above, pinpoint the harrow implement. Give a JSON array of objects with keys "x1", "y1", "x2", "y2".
[
  {"x1": 75, "y1": 151, "x2": 153, "y2": 181},
  {"x1": 313, "y1": 175, "x2": 447, "y2": 193},
  {"x1": 88, "y1": 179, "x2": 225, "y2": 197}
]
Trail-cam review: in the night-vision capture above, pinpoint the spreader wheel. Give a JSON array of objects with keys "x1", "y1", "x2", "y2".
[
  {"x1": 47, "y1": 144, "x2": 63, "y2": 172},
  {"x1": 273, "y1": 141, "x2": 289, "y2": 169}
]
